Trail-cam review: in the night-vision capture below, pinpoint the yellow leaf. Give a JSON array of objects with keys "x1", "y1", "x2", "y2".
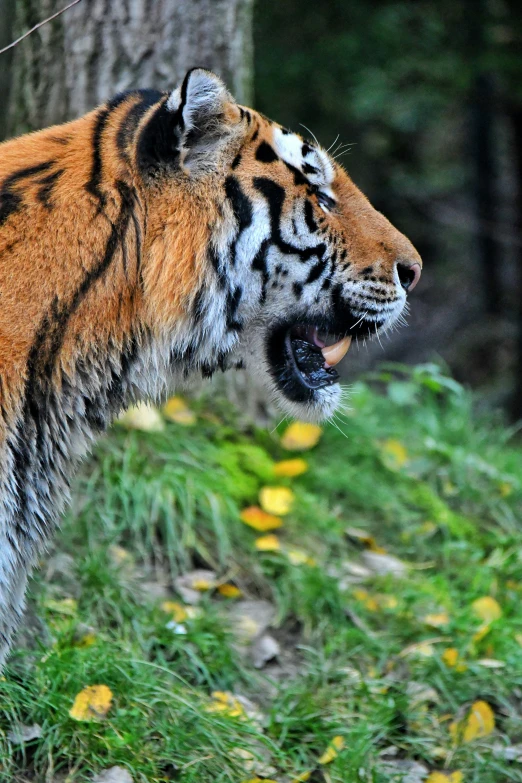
[
  {"x1": 426, "y1": 773, "x2": 463, "y2": 783},
  {"x1": 69, "y1": 684, "x2": 113, "y2": 722},
  {"x1": 515, "y1": 633, "x2": 522, "y2": 647},
  {"x1": 117, "y1": 403, "x2": 164, "y2": 432},
  {"x1": 498, "y1": 481, "x2": 513, "y2": 497},
  {"x1": 161, "y1": 601, "x2": 188, "y2": 622},
  {"x1": 44, "y1": 598, "x2": 78, "y2": 616},
  {"x1": 472, "y1": 597, "x2": 502, "y2": 623},
  {"x1": 76, "y1": 632, "x2": 96, "y2": 648},
  {"x1": 205, "y1": 691, "x2": 245, "y2": 718},
  {"x1": 280, "y1": 422, "x2": 322, "y2": 451},
  {"x1": 163, "y1": 396, "x2": 196, "y2": 425},
  {"x1": 274, "y1": 458, "x2": 308, "y2": 477},
  {"x1": 345, "y1": 527, "x2": 386, "y2": 553},
  {"x1": 318, "y1": 735, "x2": 344, "y2": 764},
  {"x1": 380, "y1": 438, "x2": 409, "y2": 470},
  {"x1": 255, "y1": 534, "x2": 281, "y2": 551},
  {"x1": 240, "y1": 506, "x2": 282, "y2": 532},
  {"x1": 377, "y1": 596, "x2": 396, "y2": 612},
  {"x1": 292, "y1": 773, "x2": 311, "y2": 782},
  {"x1": 218, "y1": 583, "x2": 242, "y2": 598},
  {"x1": 259, "y1": 486, "x2": 294, "y2": 516},
  {"x1": 192, "y1": 579, "x2": 212, "y2": 591},
  {"x1": 286, "y1": 549, "x2": 316, "y2": 566},
  {"x1": 442, "y1": 648, "x2": 459, "y2": 667},
  {"x1": 423, "y1": 612, "x2": 450, "y2": 628},
  {"x1": 473, "y1": 623, "x2": 491, "y2": 643},
  {"x1": 450, "y1": 700, "x2": 495, "y2": 744}
]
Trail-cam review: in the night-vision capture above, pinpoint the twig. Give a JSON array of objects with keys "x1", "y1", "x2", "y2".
[{"x1": 0, "y1": 0, "x2": 83, "y2": 56}]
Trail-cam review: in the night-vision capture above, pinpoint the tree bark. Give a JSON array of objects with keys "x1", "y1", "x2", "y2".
[
  {"x1": 0, "y1": 0, "x2": 15, "y2": 141},
  {"x1": 7, "y1": 0, "x2": 253, "y2": 136}
]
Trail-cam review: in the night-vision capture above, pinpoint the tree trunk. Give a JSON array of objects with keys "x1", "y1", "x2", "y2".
[
  {"x1": 6, "y1": 0, "x2": 273, "y2": 421},
  {"x1": 7, "y1": 0, "x2": 253, "y2": 136},
  {"x1": 0, "y1": 0, "x2": 15, "y2": 141}
]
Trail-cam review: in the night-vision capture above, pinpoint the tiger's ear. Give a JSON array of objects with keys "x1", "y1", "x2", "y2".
[{"x1": 167, "y1": 68, "x2": 241, "y2": 175}]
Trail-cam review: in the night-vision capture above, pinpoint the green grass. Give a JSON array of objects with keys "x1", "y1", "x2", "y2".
[{"x1": 1, "y1": 363, "x2": 522, "y2": 782}]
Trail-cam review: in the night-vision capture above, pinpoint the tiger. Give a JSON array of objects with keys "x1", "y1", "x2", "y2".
[{"x1": 0, "y1": 68, "x2": 421, "y2": 666}]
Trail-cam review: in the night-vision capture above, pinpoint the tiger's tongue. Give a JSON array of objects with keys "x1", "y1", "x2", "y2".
[{"x1": 321, "y1": 336, "x2": 352, "y2": 367}]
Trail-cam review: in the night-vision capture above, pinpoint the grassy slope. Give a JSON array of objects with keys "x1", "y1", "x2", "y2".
[{"x1": 1, "y1": 364, "x2": 521, "y2": 782}]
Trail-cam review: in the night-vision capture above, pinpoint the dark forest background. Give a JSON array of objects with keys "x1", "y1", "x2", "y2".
[
  {"x1": 2, "y1": 0, "x2": 522, "y2": 416},
  {"x1": 254, "y1": 0, "x2": 522, "y2": 418}
]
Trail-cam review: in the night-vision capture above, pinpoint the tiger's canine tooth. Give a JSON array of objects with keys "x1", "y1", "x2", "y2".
[{"x1": 321, "y1": 336, "x2": 352, "y2": 367}]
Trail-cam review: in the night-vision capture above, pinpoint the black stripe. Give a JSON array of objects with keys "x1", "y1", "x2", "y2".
[
  {"x1": 255, "y1": 141, "x2": 278, "y2": 163},
  {"x1": 208, "y1": 244, "x2": 227, "y2": 289},
  {"x1": 224, "y1": 176, "x2": 253, "y2": 267},
  {"x1": 252, "y1": 177, "x2": 326, "y2": 263},
  {"x1": 85, "y1": 94, "x2": 130, "y2": 210},
  {"x1": 283, "y1": 161, "x2": 308, "y2": 186},
  {"x1": 304, "y1": 199, "x2": 318, "y2": 233},
  {"x1": 225, "y1": 285, "x2": 243, "y2": 331},
  {"x1": 13, "y1": 180, "x2": 137, "y2": 526},
  {"x1": 0, "y1": 161, "x2": 55, "y2": 226},
  {"x1": 251, "y1": 238, "x2": 270, "y2": 303},
  {"x1": 36, "y1": 169, "x2": 64, "y2": 210},
  {"x1": 306, "y1": 259, "x2": 327, "y2": 284},
  {"x1": 116, "y1": 90, "x2": 164, "y2": 165}
]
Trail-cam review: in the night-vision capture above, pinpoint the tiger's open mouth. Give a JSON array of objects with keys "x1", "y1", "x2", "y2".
[{"x1": 266, "y1": 321, "x2": 357, "y2": 404}]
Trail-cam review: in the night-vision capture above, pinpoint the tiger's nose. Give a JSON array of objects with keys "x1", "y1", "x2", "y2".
[{"x1": 397, "y1": 261, "x2": 421, "y2": 293}]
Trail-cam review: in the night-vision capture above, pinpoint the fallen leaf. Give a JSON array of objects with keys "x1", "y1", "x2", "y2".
[
  {"x1": 161, "y1": 601, "x2": 188, "y2": 622},
  {"x1": 92, "y1": 768, "x2": 134, "y2": 783},
  {"x1": 240, "y1": 506, "x2": 282, "y2": 532},
  {"x1": 174, "y1": 570, "x2": 217, "y2": 604},
  {"x1": 442, "y1": 648, "x2": 459, "y2": 668},
  {"x1": 345, "y1": 527, "x2": 386, "y2": 553},
  {"x1": 206, "y1": 691, "x2": 245, "y2": 718},
  {"x1": 399, "y1": 638, "x2": 449, "y2": 658},
  {"x1": 163, "y1": 396, "x2": 196, "y2": 425},
  {"x1": 108, "y1": 545, "x2": 133, "y2": 566},
  {"x1": 7, "y1": 723, "x2": 42, "y2": 744},
  {"x1": 76, "y1": 631, "x2": 97, "y2": 648},
  {"x1": 378, "y1": 760, "x2": 428, "y2": 783},
  {"x1": 259, "y1": 486, "x2": 294, "y2": 516},
  {"x1": 274, "y1": 458, "x2": 308, "y2": 477},
  {"x1": 498, "y1": 481, "x2": 513, "y2": 497},
  {"x1": 380, "y1": 438, "x2": 409, "y2": 470},
  {"x1": 406, "y1": 681, "x2": 440, "y2": 707},
  {"x1": 472, "y1": 623, "x2": 492, "y2": 643},
  {"x1": 286, "y1": 549, "x2": 316, "y2": 566},
  {"x1": 472, "y1": 596, "x2": 502, "y2": 623},
  {"x1": 251, "y1": 633, "x2": 280, "y2": 669},
  {"x1": 255, "y1": 534, "x2": 281, "y2": 551},
  {"x1": 69, "y1": 684, "x2": 113, "y2": 722},
  {"x1": 44, "y1": 598, "x2": 78, "y2": 616},
  {"x1": 450, "y1": 700, "x2": 495, "y2": 744},
  {"x1": 117, "y1": 403, "x2": 164, "y2": 432},
  {"x1": 227, "y1": 600, "x2": 276, "y2": 643},
  {"x1": 423, "y1": 613, "x2": 450, "y2": 628},
  {"x1": 362, "y1": 551, "x2": 407, "y2": 577},
  {"x1": 492, "y1": 742, "x2": 522, "y2": 761},
  {"x1": 230, "y1": 746, "x2": 277, "y2": 777},
  {"x1": 318, "y1": 735, "x2": 344, "y2": 764},
  {"x1": 477, "y1": 658, "x2": 505, "y2": 668},
  {"x1": 426, "y1": 773, "x2": 463, "y2": 783},
  {"x1": 218, "y1": 583, "x2": 242, "y2": 598},
  {"x1": 281, "y1": 422, "x2": 322, "y2": 451}
]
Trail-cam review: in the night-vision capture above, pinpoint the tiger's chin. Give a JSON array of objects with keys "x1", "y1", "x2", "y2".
[
  {"x1": 237, "y1": 308, "x2": 396, "y2": 422},
  {"x1": 236, "y1": 318, "x2": 356, "y2": 423}
]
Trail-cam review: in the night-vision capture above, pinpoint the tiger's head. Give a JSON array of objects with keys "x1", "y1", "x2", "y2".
[{"x1": 138, "y1": 69, "x2": 421, "y2": 421}]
